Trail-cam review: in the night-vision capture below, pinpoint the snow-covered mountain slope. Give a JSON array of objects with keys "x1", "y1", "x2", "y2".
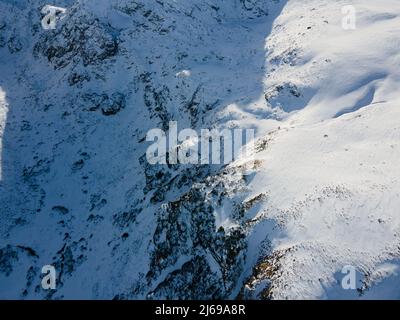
[{"x1": 1, "y1": 0, "x2": 400, "y2": 299}]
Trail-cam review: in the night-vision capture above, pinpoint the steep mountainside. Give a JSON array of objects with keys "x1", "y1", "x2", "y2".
[{"x1": 1, "y1": 0, "x2": 400, "y2": 299}]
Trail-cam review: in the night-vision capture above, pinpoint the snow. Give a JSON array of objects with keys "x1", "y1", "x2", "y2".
[
  {"x1": 236, "y1": 0, "x2": 400, "y2": 299},
  {"x1": 0, "y1": 87, "x2": 7, "y2": 180},
  {"x1": 1, "y1": 0, "x2": 400, "y2": 300}
]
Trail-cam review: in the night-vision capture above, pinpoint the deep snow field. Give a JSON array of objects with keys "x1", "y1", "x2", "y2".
[{"x1": 1, "y1": 0, "x2": 400, "y2": 300}]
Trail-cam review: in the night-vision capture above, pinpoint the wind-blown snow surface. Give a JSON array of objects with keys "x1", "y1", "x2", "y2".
[{"x1": 0, "y1": 0, "x2": 400, "y2": 299}]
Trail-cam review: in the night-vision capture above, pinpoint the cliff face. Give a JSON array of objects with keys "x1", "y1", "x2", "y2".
[{"x1": 1, "y1": 0, "x2": 400, "y2": 299}]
